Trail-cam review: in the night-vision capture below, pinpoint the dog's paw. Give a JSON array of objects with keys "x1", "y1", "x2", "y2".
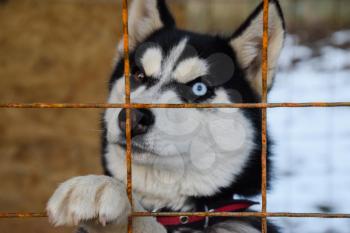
[{"x1": 47, "y1": 175, "x2": 130, "y2": 227}]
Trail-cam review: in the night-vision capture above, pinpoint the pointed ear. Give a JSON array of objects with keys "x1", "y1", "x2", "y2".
[
  {"x1": 117, "y1": 0, "x2": 175, "y2": 55},
  {"x1": 229, "y1": 0, "x2": 285, "y2": 96}
]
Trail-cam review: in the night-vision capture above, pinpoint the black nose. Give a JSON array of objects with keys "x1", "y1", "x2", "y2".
[{"x1": 118, "y1": 108, "x2": 155, "y2": 137}]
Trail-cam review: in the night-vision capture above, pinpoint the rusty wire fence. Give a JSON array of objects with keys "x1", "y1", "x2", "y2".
[{"x1": 0, "y1": 0, "x2": 350, "y2": 233}]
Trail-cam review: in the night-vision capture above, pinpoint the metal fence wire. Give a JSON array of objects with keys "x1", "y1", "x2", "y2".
[{"x1": 0, "y1": 0, "x2": 350, "y2": 233}]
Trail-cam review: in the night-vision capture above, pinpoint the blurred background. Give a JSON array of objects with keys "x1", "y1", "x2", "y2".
[{"x1": 0, "y1": 0, "x2": 349, "y2": 232}]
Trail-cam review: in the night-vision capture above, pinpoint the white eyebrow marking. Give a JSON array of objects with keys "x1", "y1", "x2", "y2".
[
  {"x1": 173, "y1": 57, "x2": 209, "y2": 83},
  {"x1": 162, "y1": 38, "x2": 189, "y2": 81},
  {"x1": 141, "y1": 47, "x2": 163, "y2": 77}
]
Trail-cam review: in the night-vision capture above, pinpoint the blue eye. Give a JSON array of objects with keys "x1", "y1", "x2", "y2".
[{"x1": 192, "y1": 82, "x2": 208, "y2": 96}]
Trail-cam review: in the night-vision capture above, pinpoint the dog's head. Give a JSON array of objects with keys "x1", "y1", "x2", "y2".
[{"x1": 104, "y1": 0, "x2": 285, "y2": 197}]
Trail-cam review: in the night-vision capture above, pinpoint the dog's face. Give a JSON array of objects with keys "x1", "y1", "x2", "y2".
[{"x1": 104, "y1": 0, "x2": 285, "y2": 196}]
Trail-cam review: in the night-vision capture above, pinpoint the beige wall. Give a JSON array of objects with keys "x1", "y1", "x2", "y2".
[{"x1": 174, "y1": 0, "x2": 350, "y2": 39}]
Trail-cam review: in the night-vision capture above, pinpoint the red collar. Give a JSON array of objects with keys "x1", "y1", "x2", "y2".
[{"x1": 156, "y1": 200, "x2": 257, "y2": 229}]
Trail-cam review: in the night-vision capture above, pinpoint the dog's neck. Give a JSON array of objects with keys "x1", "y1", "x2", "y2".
[{"x1": 134, "y1": 191, "x2": 193, "y2": 212}]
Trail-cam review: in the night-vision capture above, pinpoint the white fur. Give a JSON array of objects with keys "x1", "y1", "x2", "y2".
[
  {"x1": 47, "y1": 175, "x2": 167, "y2": 233},
  {"x1": 128, "y1": 0, "x2": 163, "y2": 49},
  {"x1": 47, "y1": 175, "x2": 130, "y2": 227},
  {"x1": 141, "y1": 47, "x2": 163, "y2": 77},
  {"x1": 84, "y1": 217, "x2": 166, "y2": 233},
  {"x1": 230, "y1": 2, "x2": 285, "y2": 95},
  {"x1": 104, "y1": 85, "x2": 255, "y2": 211},
  {"x1": 115, "y1": 0, "x2": 164, "y2": 62},
  {"x1": 174, "y1": 57, "x2": 209, "y2": 83},
  {"x1": 162, "y1": 38, "x2": 189, "y2": 81}
]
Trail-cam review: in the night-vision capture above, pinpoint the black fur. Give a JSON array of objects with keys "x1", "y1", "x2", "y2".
[
  {"x1": 76, "y1": 227, "x2": 89, "y2": 233},
  {"x1": 232, "y1": 0, "x2": 285, "y2": 39},
  {"x1": 157, "y1": 0, "x2": 176, "y2": 28}
]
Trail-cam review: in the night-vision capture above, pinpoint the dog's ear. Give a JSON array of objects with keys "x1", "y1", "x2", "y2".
[
  {"x1": 119, "y1": 0, "x2": 175, "y2": 52},
  {"x1": 229, "y1": 0, "x2": 285, "y2": 96}
]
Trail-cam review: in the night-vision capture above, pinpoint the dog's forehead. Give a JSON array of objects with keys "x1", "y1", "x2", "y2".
[
  {"x1": 134, "y1": 31, "x2": 236, "y2": 91},
  {"x1": 135, "y1": 35, "x2": 234, "y2": 86},
  {"x1": 135, "y1": 38, "x2": 196, "y2": 80}
]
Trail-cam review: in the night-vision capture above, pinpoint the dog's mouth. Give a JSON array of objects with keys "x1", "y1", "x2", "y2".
[
  {"x1": 116, "y1": 138, "x2": 187, "y2": 168},
  {"x1": 117, "y1": 139, "x2": 158, "y2": 156}
]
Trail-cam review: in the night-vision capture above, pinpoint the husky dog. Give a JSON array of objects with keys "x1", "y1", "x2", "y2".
[{"x1": 47, "y1": 0, "x2": 285, "y2": 232}]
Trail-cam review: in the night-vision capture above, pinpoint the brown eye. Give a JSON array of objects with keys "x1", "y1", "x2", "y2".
[{"x1": 135, "y1": 72, "x2": 146, "y2": 82}]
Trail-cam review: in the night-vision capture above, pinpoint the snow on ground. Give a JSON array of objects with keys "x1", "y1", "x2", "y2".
[{"x1": 266, "y1": 32, "x2": 350, "y2": 233}]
